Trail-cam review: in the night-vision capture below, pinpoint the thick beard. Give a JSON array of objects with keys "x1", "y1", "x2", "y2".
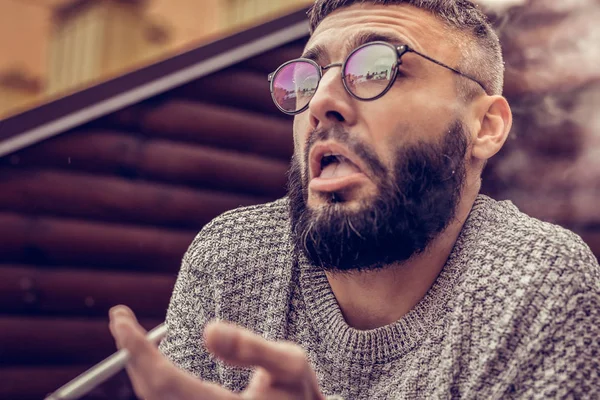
[{"x1": 288, "y1": 121, "x2": 469, "y2": 273}]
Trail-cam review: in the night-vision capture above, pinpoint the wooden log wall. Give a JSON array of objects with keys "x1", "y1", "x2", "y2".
[
  {"x1": 0, "y1": 38, "x2": 304, "y2": 400},
  {"x1": 480, "y1": 0, "x2": 600, "y2": 252}
]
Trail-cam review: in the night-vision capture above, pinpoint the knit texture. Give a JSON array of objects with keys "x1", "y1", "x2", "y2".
[{"x1": 159, "y1": 194, "x2": 600, "y2": 399}]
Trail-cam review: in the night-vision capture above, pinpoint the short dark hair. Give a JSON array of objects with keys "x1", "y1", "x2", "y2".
[{"x1": 307, "y1": 0, "x2": 504, "y2": 96}]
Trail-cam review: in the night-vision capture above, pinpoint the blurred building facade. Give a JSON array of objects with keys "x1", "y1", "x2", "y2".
[
  {"x1": 46, "y1": 0, "x2": 170, "y2": 96},
  {"x1": 0, "y1": 0, "x2": 311, "y2": 118}
]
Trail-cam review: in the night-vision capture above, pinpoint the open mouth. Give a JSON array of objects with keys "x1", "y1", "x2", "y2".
[
  {"x1": 319, "y1": 153, "x2": 362, "y2": 179},
  {"x1": 308, "y1": 143, "x2": 370, "y2": 195}
]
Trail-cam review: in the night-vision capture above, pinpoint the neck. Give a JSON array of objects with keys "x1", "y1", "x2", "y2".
[{"x1": 326, "y1": 189, "x2": 478, "y2": 330}]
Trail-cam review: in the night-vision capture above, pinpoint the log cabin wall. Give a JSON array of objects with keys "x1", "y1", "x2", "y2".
[
  {"x1": 1, "y1": 1, "x2": 599, "y2": 399},
  {"x1": 0, "y1": 37, "x2": 305, "y2": 400},
  {"x1": 480, "y1": 0, "x2": 600, "y2": 259}
]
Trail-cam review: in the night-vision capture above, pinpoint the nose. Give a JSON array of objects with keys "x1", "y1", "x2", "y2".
[{"x1": 307, "y1": 64, "x2": 357, "y2": 130}]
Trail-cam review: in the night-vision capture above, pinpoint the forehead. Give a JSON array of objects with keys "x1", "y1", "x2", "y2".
[{"x1": 306, "y1": 3, "x2": 455, "y2": 62}]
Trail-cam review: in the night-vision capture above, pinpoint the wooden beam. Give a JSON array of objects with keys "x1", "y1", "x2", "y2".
[
  {"x1": 501, "y1": 14, "x2": 600, "y2": 97},
  {"x1": 4, "y1": 130, "x2": 140, "y2": 174},
  {"x1": 508, "y1": 118, "x2": 585, "y2": 158},
  {"x1": 140, "y1": 100, "x2": 294, "y2": 160},
  {"x1": 7, "y1": 130, "x2": 290, "y2": 197},
  {"x1": 139, "y1": 138, "x2": 289, "y2": 198},
  {"x1": 483, "y1": 153, "x2": 600, "y2": 193},
  {"x1": 0, "y1": 367, "x2": 135, "y2": 400},
  {"x1": 0, "y1": 213, "x2": 194, "y2": 271},
  {"x1": 578, "y1": 230, "x2": 600, "y2": 262},
  {"x1": 0, "y1": 265, "x2": 174, "y2": 318},
  {"x1": 485, "y1": 188, "x2": 600, "y2": 228},
  {"x1": 243, "y1": 42, "x2": 306, "y2": 73},
  {"x1": 0, "y1": 316, "x2": 162, "y2": 365},
  {"x1": 0, "y1": 168, "x2": 271, "y2": 229},
  {"x1": 171, "y1": 67, "x2": 286, "y2": 117},
  {"x1": 0, "y1": 365, "x2": 98, "y2": 400}
]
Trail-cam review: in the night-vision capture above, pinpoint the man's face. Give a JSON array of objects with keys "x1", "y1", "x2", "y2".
[{"x1": 288, "y1": 4, "x2": 473, "y2": 271}]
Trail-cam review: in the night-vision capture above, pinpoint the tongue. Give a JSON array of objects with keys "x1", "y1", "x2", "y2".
[{"x1": 320, "y1": 159, "x2": 360, "y2": 179}]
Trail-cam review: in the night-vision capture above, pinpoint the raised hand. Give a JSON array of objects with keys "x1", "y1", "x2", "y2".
[{"x1": 109, "y1": 306, "x2": 327, "y2": 400}]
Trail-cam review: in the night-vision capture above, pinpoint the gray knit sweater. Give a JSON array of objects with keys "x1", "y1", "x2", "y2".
[{"x1": 159, "y1": 194, "x2": 600, "y2": 399}]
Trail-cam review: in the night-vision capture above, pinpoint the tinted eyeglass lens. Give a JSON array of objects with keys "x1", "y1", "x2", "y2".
[
  {"x1": 344, "y1": 43, "x2": 397, "y2": 99},
  {"x1": 272, "y1": 61, "x2": 319, "y2": 113}
]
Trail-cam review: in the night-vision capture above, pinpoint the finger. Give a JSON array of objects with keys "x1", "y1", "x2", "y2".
[
  {"x1": 109, "y1": 306, "x2": 238, "y2": 400},
  {"x1": 243, "y1": 367, "x2": 272, "y2": 394},
  {"x1": 109, "y1": 306, "x2": 158, "y2": 371},
  {"x1": 109, "y1": 305, "x2": 142, "y2": 350},
  {"x1": 242, "y1": 368, "x2": 299, "y2": 400},
  {"x1": 204, "y1": 321, "x2": 310, "y2": 385},
  {"x1": 109, "y1": 305, "x2": 166, "y2": 397}
]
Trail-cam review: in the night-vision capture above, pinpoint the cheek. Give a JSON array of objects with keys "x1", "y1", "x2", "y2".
[
  {"x1": 292, "y1": 118, "x2": 302, "y2": 150},
  {"x1": 363, "y1": 91, "x2": 458, "y2": 151},
  {"x1": 358, "y1": 105, "x2": 412, "y2": 167},
  {"x1": 292, "y1": 119, "x2": 305, "y2": 161},
  {"x1": 292, "y1": 118, "x2": 309, "y2": 176}
]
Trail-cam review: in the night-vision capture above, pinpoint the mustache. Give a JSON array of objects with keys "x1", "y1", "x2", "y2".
[{"x1": 303, "y1": 126, "x2": 387, "y2": 180}]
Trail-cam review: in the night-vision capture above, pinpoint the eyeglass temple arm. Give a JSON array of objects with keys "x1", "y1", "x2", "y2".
[{"x1": 404, "y1": 46, "x2": 487, "y2": 93}]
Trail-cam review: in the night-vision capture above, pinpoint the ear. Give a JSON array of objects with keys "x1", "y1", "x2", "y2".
[{"x1": 470, "y1": 95, "x2": 512, "y2": 161}]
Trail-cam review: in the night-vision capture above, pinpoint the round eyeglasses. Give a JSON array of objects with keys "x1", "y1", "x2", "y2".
[{"x1": 267, "y1": 41, "x2": 486, "y2": 115}]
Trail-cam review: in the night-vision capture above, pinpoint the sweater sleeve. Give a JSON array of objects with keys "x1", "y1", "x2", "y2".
[
  {"x1": 511, "y1": 290, "x2": 600, "y2": 399},
  {"x1": 158, "y1": 233, "x2": 218, "y2": 381}
]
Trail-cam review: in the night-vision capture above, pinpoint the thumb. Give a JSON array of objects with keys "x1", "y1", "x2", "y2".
[{"x1": 109, "y1": 305, "x2": 146, "y2": 351}]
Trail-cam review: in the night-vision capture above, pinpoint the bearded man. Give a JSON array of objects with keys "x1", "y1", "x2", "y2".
[{"x1": 108, "y1": 0, "x2": 600, "y2": 399}]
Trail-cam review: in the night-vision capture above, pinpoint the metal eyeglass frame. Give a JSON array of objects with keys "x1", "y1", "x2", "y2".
[{"x1": 267, "y1": 41, "x2": 487, "y2": 115}]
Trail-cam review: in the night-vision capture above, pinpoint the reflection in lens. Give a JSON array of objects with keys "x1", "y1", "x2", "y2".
[
  {"x1": 345, "y1": 44, "x2": 396, "y2": 99},
  {"x1": 272, "y1": 61, "x2": 319, "y2": 113}
]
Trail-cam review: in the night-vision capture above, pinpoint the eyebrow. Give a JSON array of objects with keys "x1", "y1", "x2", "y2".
[
  {"x1": 301, "y1": 44, "x2": 327, "y2": 63},
  {"x1": 350, "y1": 31, "x2": 410, "y2": 50},
  {"x1": 301, "y1": 31, "x2": 411, "y2": 63}
]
